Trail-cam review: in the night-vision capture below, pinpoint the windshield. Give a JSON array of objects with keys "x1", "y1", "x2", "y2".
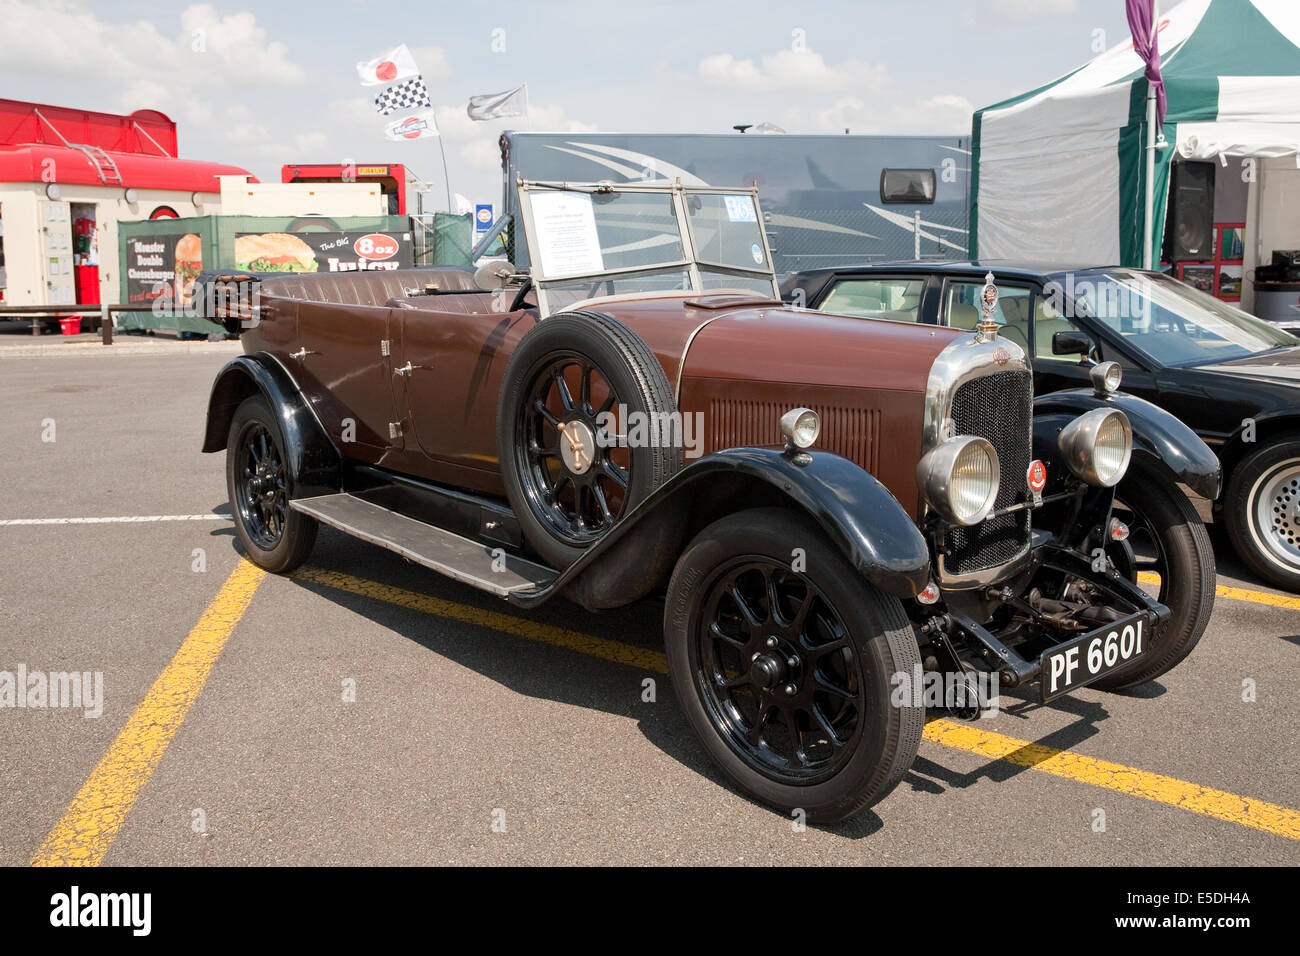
[
  {"x1": 518, "y1": 180, "x2": 779, "y2": 314},
  {"x1": 1063, "y1": 270, "x2": 1298, "y2": 367}
]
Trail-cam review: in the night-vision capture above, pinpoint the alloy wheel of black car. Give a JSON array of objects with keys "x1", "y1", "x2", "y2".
[
  {"x1": 498, "y1": 311, "x2": 682, "y2": 569},
  {"x1": 1225, "y1": 437, "x2": 1300, "y2": 592},
  {"x1": 225, "y1": 395, "x2": 318, "y2": 573},
  {"x1": 665, "y1": 507, "x2": 923, "y2": 824},
  {"x1": 1093, "y1": 468, "x2": 1215, "y2": 689}
]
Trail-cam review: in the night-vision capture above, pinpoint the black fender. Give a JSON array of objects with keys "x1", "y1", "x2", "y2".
[
  {"x1": 201, "y1": 354, "x2": 341, "y2": 498},
  {"x1": 522, "y1": 447, "x2": 932, "y2": 610},
  {"x1": 1033, "y1": 389, "x2": 1222, "y2": 500}
]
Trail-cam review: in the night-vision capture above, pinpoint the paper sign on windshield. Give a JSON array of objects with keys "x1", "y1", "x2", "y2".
[{"x1": 530, "y1": 191, "x2": 605, "y2": 278}]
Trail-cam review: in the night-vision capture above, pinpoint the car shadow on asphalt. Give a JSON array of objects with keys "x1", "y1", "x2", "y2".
[{"x1": 250, "y1": 530, "x2": 902, "y2": 838}]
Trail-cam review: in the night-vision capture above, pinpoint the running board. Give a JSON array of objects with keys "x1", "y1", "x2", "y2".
[{"x1": 290, "y1": 494, "x2": 556, "y2": 598}]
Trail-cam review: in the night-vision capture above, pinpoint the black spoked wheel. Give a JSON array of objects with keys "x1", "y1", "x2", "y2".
[
  {"x1": 1093, "y1": 468, "x2": 1214, "y2": 689},
  {"x1": 517, "y1": 353, "x2": 632, "y2": 547},
  {"x1": 225, "y1": 396, "x2": 318, "y2": 573},
  {"x1": 695, "y1": 559, "x2": 867, "y2": 784},
  {"x1": 498, "y1": 311, "x2": 682, "y2": 569},
  {"x1": 1110, "y1": 491, "x2": 1171, "y2": 603},
  {"x1": 235, "y1": 421, "x2": 288, "y2": 550},
  {"x1": 666, "y1": 508, "x2": 923, "y2": 824}
]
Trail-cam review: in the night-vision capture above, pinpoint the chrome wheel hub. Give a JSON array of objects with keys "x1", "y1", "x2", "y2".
[
  {"x1": 1251, "y1": 460, "x2": 1300, "y2": 569},
  {"x1": 558, "y1": 419, "x2": 597, "y2": 475}
]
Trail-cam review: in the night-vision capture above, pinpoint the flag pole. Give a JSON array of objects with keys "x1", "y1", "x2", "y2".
[
  {"x1": 1142, "y1": 0, "x2": 1160, "y2": 270},
  {"x1": 436, "y1": 128, "x2": 452, "y2": 211}
]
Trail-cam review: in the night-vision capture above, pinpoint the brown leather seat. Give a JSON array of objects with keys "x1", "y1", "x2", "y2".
[
  {"x1": 387, "y1": 293, "x2": 501, "y2": 314},
  {"x1": 261, "y1": 268, "x2": 478, "y2": 306}
]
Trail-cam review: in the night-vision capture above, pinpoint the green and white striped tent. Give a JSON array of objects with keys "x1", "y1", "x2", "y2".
[{"x1": 970, "y1": 0, "x2": 1300, "y2": 266}]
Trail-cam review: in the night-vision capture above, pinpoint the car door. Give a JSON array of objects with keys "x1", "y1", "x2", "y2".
[
  {"x1": 293, "y1": 301, "x2": 404, "y2": 460},
  {"x1": 1028, "y1": 283, "x2": 1161, "y2": 402}
]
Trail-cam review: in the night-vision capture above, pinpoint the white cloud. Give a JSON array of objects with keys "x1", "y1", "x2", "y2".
[
  {"x1": 798, "y1": 93, "x2": 975, "y2": 135},
  {"x1": 984, "y1": 0, "x2": 1077, "y2": 21},
  {"x1": 0, "y1": 0, "x2": 305, "y2": 117},
  {"x1": 699, "y1": 49, "x2": 889, "y2": 94}
]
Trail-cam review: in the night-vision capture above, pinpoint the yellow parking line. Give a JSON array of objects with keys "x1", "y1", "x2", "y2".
[
  {"x1": 294, "y1": 565, "x2": 1300, "y2": 842},
  {"x1": 31, "y1": 559, "x2": 265, "y2": 867},
  {"x1": 291, "y1": 566, "x2": 667, "y2": 673},
  {"x1": 1138, "y1": 571, "x2": 1300, "y2": 611},
  {"x1": 923, "y1": 721, "x2": 1300, "y2": 841}
]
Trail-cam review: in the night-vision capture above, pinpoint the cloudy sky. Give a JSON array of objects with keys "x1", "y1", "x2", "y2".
[{"x1": 0, "y1": 0, "x2": 1132, "y2": 208}]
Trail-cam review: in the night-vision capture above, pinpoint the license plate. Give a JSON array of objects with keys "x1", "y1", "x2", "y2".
[{"x1": 1039, "y1": 613, "x2": 1150, "y2": 702}]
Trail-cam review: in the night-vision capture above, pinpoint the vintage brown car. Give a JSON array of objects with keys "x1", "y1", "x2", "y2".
[{"x1": 202, "y1": 180, "x2": 1218, "y2": 823}]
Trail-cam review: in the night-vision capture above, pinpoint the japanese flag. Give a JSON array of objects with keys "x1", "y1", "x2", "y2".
[{"x1": 356, "y1": 44, "x2": 418, "y2": 86}]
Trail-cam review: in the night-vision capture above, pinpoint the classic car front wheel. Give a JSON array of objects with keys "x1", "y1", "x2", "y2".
[
  {"x1": 498, "y1": 311, "x2": 682, "y2": 568},
  {"x1": 1224, "y1": 435, "x2": 1300, "y2": 592},
  {"x1": 1095, "y1": 467, "x2": 1215, "y2": 689},
  {"x1": 225, "y1": 396, "x2": 318, "y2": 573},
  {"x1": 664, "y1": 508, "x2": 923, "y2": 824}
]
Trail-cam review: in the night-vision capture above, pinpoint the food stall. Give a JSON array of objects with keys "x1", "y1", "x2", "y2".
[{"x1": 0, "y1": 98, "x2": 252, "y2": 312}]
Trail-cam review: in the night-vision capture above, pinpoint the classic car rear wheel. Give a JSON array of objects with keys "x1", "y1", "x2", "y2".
[
  {"x1": 1224, "y1": 436, "x2": 1300, "y2": 592},
  {"x1": 1095, "y1": 467, "x2": 1215, "y2": 689},
  {"x1": 665, "y1": 508, "x2": 923, "y2": 824},
  {"x1": 498, "y1": 311, "x2": 682, "y2": 568},
  {"x1": 226, "y1": 396, "x2": 318, "y2": 573}
]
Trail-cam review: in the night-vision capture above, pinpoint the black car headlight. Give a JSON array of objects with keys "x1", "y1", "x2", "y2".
[
  {"x1": 1058, "y1": 407, "x2": 1133, "y2": 487},
  {"x1": 916, "y1": 436, "x2": 1000, "y2": 526}
]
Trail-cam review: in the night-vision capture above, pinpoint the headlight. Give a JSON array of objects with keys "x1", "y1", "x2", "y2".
[
  {"x1": 1058, "y1": 407, "x2": 1132, "y2": 487},
  {"x1": 1090, "y1": 361, "x2": 1122, "y2": 396},
  {"x1": 779, "y1": 407, "x2": 821, "y2": 449},
  {"x1": 916, "y1": 436, "x2": 1001, "y2": 526}
]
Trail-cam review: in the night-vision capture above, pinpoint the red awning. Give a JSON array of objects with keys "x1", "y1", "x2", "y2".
[{"x1": 0, "y1": 143, "x2": 253, "y2": 192}]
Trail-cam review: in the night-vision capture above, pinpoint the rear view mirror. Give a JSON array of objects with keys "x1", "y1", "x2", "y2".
[
  {"x1": 1052, "y1": 330, "x2": 1094, "y2": 356},
  {"x1": 474, "y1": 259, "x2": 519, "y2": 291}
]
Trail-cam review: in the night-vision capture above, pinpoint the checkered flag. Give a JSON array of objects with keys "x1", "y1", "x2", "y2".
[{"x1": 374, "y1": 75, "x2": 432, "y2": 115}]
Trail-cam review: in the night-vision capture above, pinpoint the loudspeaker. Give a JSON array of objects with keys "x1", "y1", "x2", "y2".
[{"x1": 1162, "y1": 161, "x2": 1216, "y2": 262}]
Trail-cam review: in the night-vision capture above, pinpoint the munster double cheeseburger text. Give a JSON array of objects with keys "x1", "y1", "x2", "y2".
[{"x1": 125, "y1": 233, "x2": 203, "y2": 305}]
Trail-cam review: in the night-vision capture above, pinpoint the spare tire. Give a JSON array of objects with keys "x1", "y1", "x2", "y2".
[{"x1": 498, "y1": 310, "x2": 683, "y2": 568}]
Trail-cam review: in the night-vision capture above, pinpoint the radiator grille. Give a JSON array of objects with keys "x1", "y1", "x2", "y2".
[
  {"x1": 708, "y1": 400, "x2": 880, "y2": 474},
  {"x1": 945, "y1": 370, "x2": 1032, "y2": 575}
]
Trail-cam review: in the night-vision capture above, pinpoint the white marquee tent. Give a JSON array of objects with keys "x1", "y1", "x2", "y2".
[{"x1": 970, "y1": 0, "x2": 1300, "y2": 268}]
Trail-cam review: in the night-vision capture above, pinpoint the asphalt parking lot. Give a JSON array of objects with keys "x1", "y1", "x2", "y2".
[{"x1": 1, "y1": 344, "x2": 1297, "y2": 866}]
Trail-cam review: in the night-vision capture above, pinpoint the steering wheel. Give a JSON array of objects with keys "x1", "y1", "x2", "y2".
[{"x1": 509, "y1": 277, "x2": 533, "y2": 312}]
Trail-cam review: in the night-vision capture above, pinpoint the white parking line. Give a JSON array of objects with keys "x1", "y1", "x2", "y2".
[{"x1": 0, "y1": 514, "x2": 232, "y2": 525}]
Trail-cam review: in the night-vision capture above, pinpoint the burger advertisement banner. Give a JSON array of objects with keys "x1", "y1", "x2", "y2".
[
  {"x1": 234, "y1": 231, "x2": 413, "y2": 274},
  {"x1": 124, "y1": 233, "x2": 203, "y2": 305}
]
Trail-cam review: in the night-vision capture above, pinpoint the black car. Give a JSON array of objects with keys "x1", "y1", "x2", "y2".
[{"x1": 783, "y1": 262, "x2": 1300, "y2": 591}]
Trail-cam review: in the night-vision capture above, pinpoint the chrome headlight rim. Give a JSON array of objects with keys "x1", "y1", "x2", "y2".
[
  {"x1": 916, "y1": 435, "x2": 1001, "y2": 527},
  {"x1": 780, "y1": 407, "x2": 821, "y2": 450},
  {"x1": 1058, "y1": 407, "x2": 1133, "y2": 488},
  {"x1": 1090, "y1": 361, "x2": 1122, "y2": 397}
]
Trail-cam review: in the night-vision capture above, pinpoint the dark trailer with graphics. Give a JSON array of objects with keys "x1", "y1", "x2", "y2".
[{"x1": 494, "y1": 130, "x2": 971, "y2": 279}]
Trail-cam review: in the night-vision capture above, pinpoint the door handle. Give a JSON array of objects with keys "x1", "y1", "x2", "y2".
[
  {"x1": 393, "y1": 361, "x2": 430, "y2": 377},
  {"x1": 290, "y1": 347, "x2": 319, "y2": 360}
]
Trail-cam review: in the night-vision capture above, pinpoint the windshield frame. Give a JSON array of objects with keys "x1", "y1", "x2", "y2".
[
  {"x1": 516, "y1": 178, "x2": 780, "y2": 315},
  {"x1": 1053, "y1": 268, "x2": 1299, "y2": 369}
]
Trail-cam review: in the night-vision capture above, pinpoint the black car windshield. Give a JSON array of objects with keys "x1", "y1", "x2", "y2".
[{"x1": 1053, "y1": 270, "x2": 1298, "y2": 367}]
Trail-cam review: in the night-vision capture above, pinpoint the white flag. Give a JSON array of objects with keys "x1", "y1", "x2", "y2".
[
  {"x1": 383, "y1": 109, "x2": 439, "y2": 141},
  {"x1": 466, "y1": 85, "x2": 528, "y2": 121},
  {"x1": 357, "y1": 44, "x2": 419, "y2": 86}
]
